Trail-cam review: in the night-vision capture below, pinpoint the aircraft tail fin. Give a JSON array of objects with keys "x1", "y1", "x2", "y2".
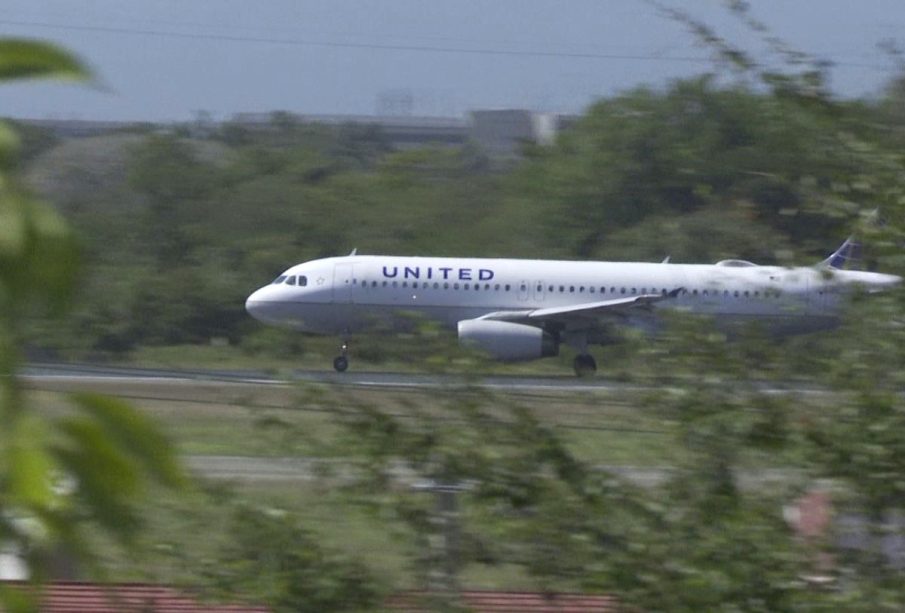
[{"x1": 820, "y1": 237, "x2": 862, "y2": 270}]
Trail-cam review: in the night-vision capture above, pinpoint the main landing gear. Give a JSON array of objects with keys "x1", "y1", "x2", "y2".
[
  {"x1": 333, "y1": 339, "x2": 349, "y2": 373},
  {"x1": 573, "y1": 353, "x2": 597, "y2": 377}
]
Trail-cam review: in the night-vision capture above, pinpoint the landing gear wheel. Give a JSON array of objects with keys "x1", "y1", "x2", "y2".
[
  {"x1": 573, "y1": 354, "x2": 597, "y2": 377},
  {"x1": 333, "y1": 356, "x2": 349, "y2": 372}
]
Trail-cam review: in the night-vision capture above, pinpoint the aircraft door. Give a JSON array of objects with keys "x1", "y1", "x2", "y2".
[
  {"x1": 333, "y1": 263, "x2": 354, "y2": 304},
  {"x1": 534, "y1": 280, "x2": 545, "y2": 302}
]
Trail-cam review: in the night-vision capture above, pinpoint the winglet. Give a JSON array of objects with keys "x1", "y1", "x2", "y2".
[{"x1": 820, "y1": 237, "x2": 862, "y2": 270}]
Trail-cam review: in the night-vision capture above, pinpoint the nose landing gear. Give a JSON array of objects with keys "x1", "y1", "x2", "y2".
[{"x1": 333, "y1": 340, "x2": 349, "y2": 372}]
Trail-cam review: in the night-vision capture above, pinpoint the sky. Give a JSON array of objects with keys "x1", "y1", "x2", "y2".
[{"x1": 3, "y1": 0, "x2": 905, "y2": 122}]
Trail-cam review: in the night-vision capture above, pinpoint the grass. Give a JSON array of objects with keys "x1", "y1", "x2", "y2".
[
  {"x1": 25, "y1": 378, "x2": 681, "y2": 465},
  {"x1": 22, "y1": 375, "x2": 817, "y2": 594}
]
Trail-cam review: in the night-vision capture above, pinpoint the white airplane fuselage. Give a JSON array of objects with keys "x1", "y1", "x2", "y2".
[{"x1": 246, "y1": 252, "x2": 900, "y2": 372}]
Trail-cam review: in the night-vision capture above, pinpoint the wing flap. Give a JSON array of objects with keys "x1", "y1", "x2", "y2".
[
  {"x1": 480, "y1": 289, "x2": 682, "y2": 325},
  {"x1": 527, "y1": 293, "x2": 665, "y2": 320}
]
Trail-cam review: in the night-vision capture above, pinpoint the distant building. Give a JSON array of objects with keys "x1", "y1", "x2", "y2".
[
  {"x1": 10, "y1": 118, "x2": 144, "y2": 138},
  {"x1": 232, "y1": 112, "x2": 469, "y2": 150},
  {"x1": 467, "y1": 109, "x2": 576, "y2": 157},
  {"x1": 11, "y1": 109, "x2": 580, "y2": 157}
]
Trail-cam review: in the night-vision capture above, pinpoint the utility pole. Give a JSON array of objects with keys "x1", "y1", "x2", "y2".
[{"x1": 412, "y1": 480, "x2": 466, "y2": 610}]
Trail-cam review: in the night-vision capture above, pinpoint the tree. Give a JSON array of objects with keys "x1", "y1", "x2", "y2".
[{"x1": 128, "y1": 134, "x2": 216, "y2": 269}]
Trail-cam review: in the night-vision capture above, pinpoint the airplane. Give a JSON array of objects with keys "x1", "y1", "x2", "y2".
[{"x1": 245, "y1": 239, "x2": 901, "y2": 376}]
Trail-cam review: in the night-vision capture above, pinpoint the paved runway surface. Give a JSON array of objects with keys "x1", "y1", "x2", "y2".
[
  {"x1": 22, "y1": 362, "x2": 823, "y2": 395},
  {"x1": 22, "y1": 362, "x2": 647, "y2": 392}
]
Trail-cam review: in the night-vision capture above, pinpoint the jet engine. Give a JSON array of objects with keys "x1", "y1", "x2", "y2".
[{"x1": 457, "y1": 319, "x2": 559, "y2": 361}]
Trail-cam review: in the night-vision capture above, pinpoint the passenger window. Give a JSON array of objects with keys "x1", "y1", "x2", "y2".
[
  {"x1": 494, "y1": 284, "x2": 500, "y2": 290},
  {"x1": 434, "y1": 282, "x2": 440, "y2": 289},
  {"x1": 273, "y1": 275, "x2": 287, "y2": 284},
  {"x1": 569, "y1": 286, "x2": 575, "y2": 293},
  {"x1": 454, "y1": 283, "x2": 459, "y2": 290},
  {"x1": 620, "y1": 288, "x2": 626, "y2": 294},
  {"x1": 444, "y1": 282, "x2": 449, "y2": 289},
  {"x1": 372, "y1": 281, "x2": 377, "y2": 288},
  {"x1": 589, "y1": 287, "x2": 595, "y2": 294},
  {"x1": 505, "y1": 284, "x2": 511, "y2": 291},
  {"x1": 392, "y1": 281, "x2": 398, "y2": 288},
  {"x1": 383, "y1": 281, "x2": 388, "y2": 287},
  {"x1": 464, "y1": 283, "x2": 470, "y2": 290}
]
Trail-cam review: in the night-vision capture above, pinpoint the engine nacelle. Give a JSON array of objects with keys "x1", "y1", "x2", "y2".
[{"x1": 457, "y1": 319, "x2": 559, "y2": 361}]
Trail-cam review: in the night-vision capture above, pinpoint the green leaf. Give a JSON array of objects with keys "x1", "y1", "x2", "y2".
[
  {"x1": 70, "y1": 393, "x2": 186, "y2": 488},
  {"x1": 0, "y1": 39, "x2": 89, "y2": 82},
  {"x1": 0, "y1": 121, "x2": 20, "y2": 169},
  {"x1": 52, "y1": 418, "x2": 142, "y2": 540},
  {"x1": 0, "y1": 197, "x2": 27, "y2": 259},
  {"x1": 0, "y1": 583, "x2": 38, "y2": 613},
  {"x1": 6, "y1": 415, "x2": 56, "y2": 509}
]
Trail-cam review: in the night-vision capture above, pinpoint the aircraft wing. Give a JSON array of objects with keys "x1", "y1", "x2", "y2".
[{"x1": 479, "y1": 289, "x2": 681, "y2": 327}]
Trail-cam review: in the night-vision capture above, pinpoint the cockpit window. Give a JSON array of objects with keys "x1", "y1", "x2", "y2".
[
  {"x1": 298, "y1": 276, "x2": 307, "y2": 287},
  {"x1": 272, "y1": 276, "x2": 287, "y2": 284},
  {"x1": 286, "y1": 276, "x2": 297, "y2": 286}
]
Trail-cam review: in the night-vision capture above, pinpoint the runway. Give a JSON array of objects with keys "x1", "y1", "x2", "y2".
[
  {"x1": 21, "y1": 361, "x2": 822, "y2": 395},
  {"x1": 22, "y1": 361, "x2": 646, "y2": 392}
]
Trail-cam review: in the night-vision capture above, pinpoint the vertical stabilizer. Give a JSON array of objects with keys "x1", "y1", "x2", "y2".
[{"x1": 820, "y1": 237, "x2": 862, "y2": 270}]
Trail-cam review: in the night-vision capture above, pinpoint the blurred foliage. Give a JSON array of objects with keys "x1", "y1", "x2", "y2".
[
  {"x1": 201, "y1": 504, "x2": 381, "y2": 612},
  {"x1": 0, "y1": 39, "x2": 190, "y2": 611}
]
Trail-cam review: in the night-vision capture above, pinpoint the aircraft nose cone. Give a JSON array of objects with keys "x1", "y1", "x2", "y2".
[{"x1": 245, "y1": 289, "x2": 267, "y2": 322}]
